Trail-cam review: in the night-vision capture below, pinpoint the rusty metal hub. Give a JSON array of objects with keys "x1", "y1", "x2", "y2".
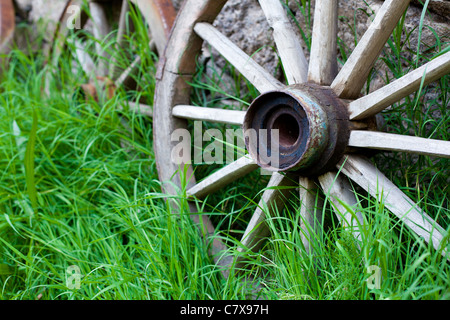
[{"x1": 243, "y1": 84, "x2": 350, "y2": 176}]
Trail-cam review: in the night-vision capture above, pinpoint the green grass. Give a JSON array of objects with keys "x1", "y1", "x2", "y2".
[
  {"x1": 0, "y1": 42, "x2": 253, "y2": 300},
  {"x1": 0, "y1": 1, "x2": 449, "y2": 300}
]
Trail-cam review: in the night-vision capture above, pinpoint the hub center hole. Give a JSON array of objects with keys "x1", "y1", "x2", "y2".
[{"x1": 271, "y1": 113, "x2": 301, "y2": 148}]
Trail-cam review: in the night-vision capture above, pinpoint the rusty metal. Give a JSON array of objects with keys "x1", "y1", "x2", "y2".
[
  {"x1": 0, "y1": 0, "x2": 15, "y2": 52},
  {"x1": 299, "y1": 83, "x2": 350, "y2": 176},
  {"x1": 243, "y1": 84, "x2": 350, "y2": 176}
]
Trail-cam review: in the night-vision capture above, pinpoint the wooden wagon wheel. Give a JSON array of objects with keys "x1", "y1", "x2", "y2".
[
  {"x1": 45, "y1": 0, "x2": 175, "y2": 106},
  {"x1": 153, "y1": 0, "x2": 450, "y2": 277}
]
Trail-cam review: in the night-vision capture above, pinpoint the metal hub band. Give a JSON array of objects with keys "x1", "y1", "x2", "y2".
[{"x1": 243, "y1": 84, "x2": 350, "y2": 176}]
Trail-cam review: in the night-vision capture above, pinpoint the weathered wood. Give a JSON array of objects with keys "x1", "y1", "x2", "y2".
[
  {"x1": 349, "y1": 130, "x2": 450, "y2": 158},
  {"x1": 194, "y1": 22, "x2": 284, "y2": 93},
  {"x1": 46, "y1": 0, "x2": 174, "y2": 85},
  {"x1": 307, "y1": 0, "x2": 338, "y2": 85},
  {"x1": 348, "y1": 51, "x2": 450, "y2": 120},
  {"x1": 338, "y1": 155, "x2": 448, "y2": 256},
  {"x1": 152, "y1": 0, "x2": 231, "y2": 274},
  {"x1": 298, "y1": 176, "x2": 323, "y2": 253},
  {"x1": 45, "y1": 0, "x2": 86, "y2": 66},
  {"x1": 114, "y1": 40, "x2": 157, "y2": 87},
  {"x1": 152, "y1": 0, "x2": 450, "y2": 279},
  {"x1": 160, "y1": 0, "x2": 228, "y2": 76},
  {"x1": 114, "y1": 55, "x2": 141, "y2": 87},
  {"x1": 117, "y1": 101, "x2": 153, "y2": 117},
  {"x1": 0, "y1": 0, "x2": 15, "y2": 54},
  {"x1": 258, "y1": 0, "x2": 308, "y2": 84},
  {"x1": 131, "y1": 0, "x2": 176, "y2": 55},
  {"x1": 117, "y1": 0, "x2": 130, "y2": 47},
  {"x1": 153, "y1": 70, "x2": 232, "y2": 271},
  {"x1": 189, "y1": 203, "x2": 234, "y2": 276},
  {"x1": 89, "y1": 2, "x2": 111, "y2": 77},
  {"x1": 109, "y1": 0, "x2": 130, "y2": 78},
  {"x1": 187, "y1": 155, "x2": 258, "y2": 199},
  {"x1": 239, "y1": 172, "x2": 295, "y2": 252},
  {"x1": 68, "y1": 38, "x2": 95, "y2": 75},
  {"x1": 318, "y1": 171, "x2": 364, "y2": 243},
  {"x1": 331, "y1": 0, "x2": 411, "y2": 99},
  {"x1": 172, "y1": 105, "x2": 246, "y2": 125}
]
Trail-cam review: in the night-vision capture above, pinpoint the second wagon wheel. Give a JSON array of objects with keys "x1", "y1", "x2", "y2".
[
  {"x1": 45, "y1": 0, "x2": 175, "y2": 109},
  {"x1": 153, "y1": 0, "x2": 450, "y2": 277}
]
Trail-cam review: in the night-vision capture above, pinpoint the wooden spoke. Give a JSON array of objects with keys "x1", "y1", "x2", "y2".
[
  {"x1": 89, "y1": 1, "x2": 111, "y2": 39},
  {"x1": 45, "y1": 0, "x2": 88, "y2": 67},
  {"x1": 348, "y1": 51, "x2": 450, "y2": 120},
  {"x1": 152, "y1": 0, "x2": 450, "y2": 280},
  {"x1": 193, "y1": 22, "x2": 284, "y2": 93},
  {"x1": 298, "y1": 176, "x2": 323, "y2": 253},
  {"x1": 307, "y1": 0, "x2": 338, "y2": 85},
  {"x1": 188, "y1": 203, "x2": 234, "y2": 275},
  {"x1": 114, "y1": 40, "x2": 156, "y2": 87},
  {"x1": 239, "y1": 172, "x2": 295, "y2": 252},
  {"x1": 187, "y1": 155, "x2": 258, "y2": 199},
  {"x1": 331, "y1": 0, "x2": 411, "y2": 99},
  {"x1": 258, "y1": 0, "x2": 308, "y2": 84},
  {"x1": 349, "y1": 131, "x2": 450, "y2": 158},
  {"x1": 116, "y1": 0, "x2": 130, "y2": 48},
  {"x1": 89, "y1": 2, "x2": 111, "y2": 77},
  {"x1": 318, "y1": 171, "x2": 364, "y2": 243},
  {"x1": 68, "y1": 38, "x2": 96, "y2": 76},
  {"x1": 338, "y1": 155, "x2": 448, "y2": 255},
  {"x1": 114, "y1": 55, "x2": 141, "y2": 87},
  {"x1": 109, "y1": 0, "x2": 131, "y2": 78},
  {"x1": 118, "y1": 101, "x2": 153, "y2": 117},
  {"x1": 172, "y1": 105, "x2": 246, "y2": 125}
]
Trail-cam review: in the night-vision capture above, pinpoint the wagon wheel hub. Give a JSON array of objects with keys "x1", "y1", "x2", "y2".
[{"x1": 243, "y1": 84, "x2": 350, "y2": 176}]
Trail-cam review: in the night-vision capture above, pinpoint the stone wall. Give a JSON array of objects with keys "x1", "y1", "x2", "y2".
[{"x1": 202, "y1": 0, "x2": 448, "y2": 92}]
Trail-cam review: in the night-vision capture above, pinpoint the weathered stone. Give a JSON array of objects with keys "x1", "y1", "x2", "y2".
[{"x1": 410, "y1": 0, "x2": 449, "y2": 20}]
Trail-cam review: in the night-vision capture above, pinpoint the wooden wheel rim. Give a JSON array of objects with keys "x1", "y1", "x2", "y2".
[{"x1": 153, "y1": 0, "x2": 450, "y2": 276}]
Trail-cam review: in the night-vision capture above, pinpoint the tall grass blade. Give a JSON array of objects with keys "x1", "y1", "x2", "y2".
[{"x1": 24, "y1": 109, "x2": 38, "y2": 214}]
